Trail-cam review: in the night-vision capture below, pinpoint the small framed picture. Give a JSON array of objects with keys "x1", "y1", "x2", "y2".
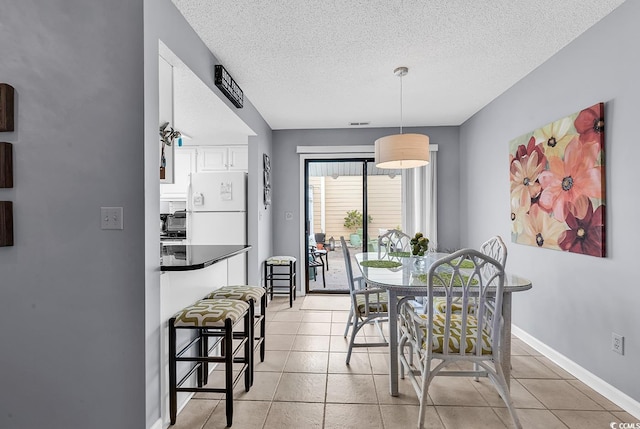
[
  {"x1": 263, "y1": 186, "x2": 271, "y2": 207},
  {"x1": 263, "y1": 153, "x2": 271, "y2": 207},
  {"x1": 263, "y1": 153, "x2": 271, "y2": 172}
]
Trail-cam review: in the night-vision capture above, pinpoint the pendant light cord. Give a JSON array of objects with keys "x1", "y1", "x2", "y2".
[{"x1": 399, "y1": 73, "x2": 403, "y2": 135}]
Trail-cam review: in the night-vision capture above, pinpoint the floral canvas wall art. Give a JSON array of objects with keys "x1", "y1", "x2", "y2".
[{"x1": 509, "y1": 102, "x2": 605, "y2": 257}]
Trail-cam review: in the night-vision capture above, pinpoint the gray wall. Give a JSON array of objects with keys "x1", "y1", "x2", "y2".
[
  {"x1": 0, "y1": 1, "x2": 273, "y2": 428},
  {"x1": 459, "y1": 0, "x2": 639, "y2": 402},
  {"x1": 0, "y1": 1, "x2": 146, "y2": 428},
  {"x1": 271, "y1": 126, "x2": 460, "y2": 280},
  {"x1": 144, "y1": 0, "x2": 273, "y2": 426}
]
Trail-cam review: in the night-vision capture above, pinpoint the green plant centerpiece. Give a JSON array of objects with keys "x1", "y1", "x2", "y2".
[
  {"x1": 410, "y1": 232, "x2": 430, "y2": 272},
  {"x1": 343, "y1": 210, "x2": 372, "y2": 247},
  {"x1": 410, "y1": 232, "x2": 429, "y2": 256}
]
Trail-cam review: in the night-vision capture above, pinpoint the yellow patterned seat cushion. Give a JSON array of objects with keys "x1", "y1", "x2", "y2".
[
  {"x1": 355, "y1": 293, "x2": 388, "y2": 316},
  {"x1": 433, "y1": 297, "x2": 476, "y2": 315},
  {"x1": 204, "y1": 285, "x2": 265, "y2": 302},
  {"x1": 172, "y1": 299, "x2": 249, "y2": 327},
  {"x1": 417, "y1": 313, "x2": 492, "y2": 355},
  {"x1": 266, "y1": 256, "x2": 296, "y2": 265}
]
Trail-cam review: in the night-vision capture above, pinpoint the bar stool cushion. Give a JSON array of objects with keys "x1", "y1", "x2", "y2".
[
  {"x1": 204, "y1": 285, "x2": 265, "y2": 302},
  {"x1": 173, "y1": 299, "x2": 249, "y2": 327},
  {"x1": 266, "y1": 256, "x2": 297, "y2": 265}
]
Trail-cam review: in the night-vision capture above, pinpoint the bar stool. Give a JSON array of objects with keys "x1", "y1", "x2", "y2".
[
  {"x1": 169, "y1": 298, "x2": 250, "y2": 427},
  {"x1": 204, "y1": 285, "x2": 267, "y2": 384},
  {"x1": 264, "y1": 256, "x2": 297, "y2": 307}
]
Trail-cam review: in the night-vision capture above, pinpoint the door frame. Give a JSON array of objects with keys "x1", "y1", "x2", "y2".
[{"x1": 298, "y1": 146, "x2": 375, "y2": 295}]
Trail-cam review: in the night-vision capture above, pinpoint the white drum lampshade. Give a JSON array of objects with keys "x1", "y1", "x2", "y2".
[{"x1": 375, "y1": 133, "x2": 430, "y2": 169}]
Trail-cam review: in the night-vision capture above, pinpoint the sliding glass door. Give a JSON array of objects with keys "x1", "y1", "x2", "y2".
[{"x1": 304, "y1": 159, "x2": 403, "y2": 293}]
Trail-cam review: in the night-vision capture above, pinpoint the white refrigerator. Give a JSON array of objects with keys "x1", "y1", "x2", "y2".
[{"x1": 187, "y1": 171, "x2": 247, "y2": 282}]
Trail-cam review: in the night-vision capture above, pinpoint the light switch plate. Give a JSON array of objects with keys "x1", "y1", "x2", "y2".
[{"x1": 101, "y1": 207, "x2": 123, "y2": 230}]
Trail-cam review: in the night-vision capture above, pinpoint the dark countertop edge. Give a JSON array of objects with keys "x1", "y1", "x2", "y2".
[{"x1": 161, "y1": 245, "x2": 251, "y2": 272}]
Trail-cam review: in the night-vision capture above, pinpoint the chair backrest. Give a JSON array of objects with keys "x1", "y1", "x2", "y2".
[
  {"x1": 340, "y1": 236, "x2": 357, "y2": 294},
  {"x1": 378, "y1": 229, "x2": 411, "y2": 259},
  {"x1": 479, "y1": 236, "x2": 507, "y2": 285},
  {"x1": 480, "y1": 235, "x2": 507, "y2": 267},
  {"x1": 426, "y1": 248, "x2": 505, "y2": 357}
]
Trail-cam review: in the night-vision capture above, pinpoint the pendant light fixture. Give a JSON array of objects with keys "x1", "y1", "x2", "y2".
[{"x1": 375, "y1": 67, "x2": 430, "y2": 169}]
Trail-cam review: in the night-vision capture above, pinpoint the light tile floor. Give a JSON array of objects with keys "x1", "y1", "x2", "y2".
[{"x1": 173, "y1": 296, "x2": 637, "y2": 429}]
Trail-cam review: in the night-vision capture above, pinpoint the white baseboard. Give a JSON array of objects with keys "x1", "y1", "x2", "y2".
[
  {"x1": 148, "y1": 418, "x2": 163, "y2": 429},
  {"x1": 512, "y1": 325, "x2": 640, "y2": 420}
]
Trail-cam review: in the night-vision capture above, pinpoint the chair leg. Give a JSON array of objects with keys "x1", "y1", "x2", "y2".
[
  {"x1": 491, "y1": 361, "x2": 522, "y2": 428},
  {"x1": 224, "y1": 319, "x2": 234, "y2": 428},
  {"x1": 346, "y1": 313, "x2": 360, "y2": 364},
  {"x1": 244, "y1": 308, "x2": 252, "y2": 392},
  {"x1": 417, "y1": 360, "x2": 433, "y2": 429},
  {"x1": 247, "y1": 299, "x2": 255, "y2": 387},
  {"x1": 200, "y1": 328, "x2": 209, "y2": 386},
  {"x1": 293, "y1": 261, "x2": 297, "y2": 301},
  {"x1": 343, "y1": 307, "x2": 353, "y2": 337},
  {"x1": 169, "y1": 318, "x2": 177, "y2": 425},
  {"x1": 289, "y1": 262, "x2": 294, "y2": 308},
  {"x1": 260, "y1": 293, "x2": 267, "y2": 362}
]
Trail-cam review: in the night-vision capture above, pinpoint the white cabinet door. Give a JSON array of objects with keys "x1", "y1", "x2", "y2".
[
  {"x1": 160, "y1": 147, "x2": 196, "y2": 199},
  {"x1": 197, "y1": 146, "x2": 248, "y2": 172},
  {"x1": 197, "y1": 146, "x2": 228, "y2": 172},
  {"x1": 227, "y1": 146, "x2": 248, "y2": 171}
]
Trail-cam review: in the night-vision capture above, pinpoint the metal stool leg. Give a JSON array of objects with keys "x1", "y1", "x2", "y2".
[
  {"x1": 224, "y1": 318, "x2": 233, "y2": 427},
  {"x1": 169, "y1": 318, "x2": 177, "y2": 425}
]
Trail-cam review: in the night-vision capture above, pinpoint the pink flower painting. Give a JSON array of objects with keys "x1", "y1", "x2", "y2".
[{"x1": 509, "y1": 102, "x2": 605, "y2": 257}]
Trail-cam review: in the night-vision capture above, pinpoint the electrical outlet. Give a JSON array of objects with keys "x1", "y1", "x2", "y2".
[
  {"x1": 101, "y1": 207, "x2": 124, "y2": 230},
  {"x1": 612, "y1": 332, "x2": 624, "y2": 355}
]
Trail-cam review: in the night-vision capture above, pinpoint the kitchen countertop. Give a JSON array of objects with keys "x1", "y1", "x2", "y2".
[{"x1": 161, "y1": 244, "x2": 251, "y2": 271}]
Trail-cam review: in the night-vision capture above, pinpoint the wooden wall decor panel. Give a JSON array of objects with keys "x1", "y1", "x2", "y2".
[
  {"x1": 0, "y1": 84, "x2": 15, "y2": 132},
  {"x1": 0, "y1": 201, "x2": 13, "y2": 246},
  {"x1": 0, "y1": 142, "x2": 13, "y2": 188}
]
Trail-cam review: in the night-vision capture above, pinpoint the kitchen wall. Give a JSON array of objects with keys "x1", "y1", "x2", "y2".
[
  {"x1": 144, "y1": 0, "x2": 273, "y2": 426},
  {"x1": 271, "y1": 126, "x2": 460, "y2": 282},
  {"x1": 459, "y1": 0, "x2": 639, "y2": 409},
  {"x1": 0, "y1": 1, "x2": 146, "y2": 428}
]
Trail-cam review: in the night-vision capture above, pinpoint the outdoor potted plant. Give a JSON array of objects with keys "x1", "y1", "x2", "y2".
[{"x1": 343, "y1": 210, "x2": 372, "y2": 246}]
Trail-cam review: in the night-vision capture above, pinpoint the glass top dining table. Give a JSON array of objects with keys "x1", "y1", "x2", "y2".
[{"x1": 355, "y1": 252, "x2": 533, "y2": 396}]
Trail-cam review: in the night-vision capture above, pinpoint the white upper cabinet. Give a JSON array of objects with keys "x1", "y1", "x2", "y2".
[
  {"x1": 227, "y1": 146, "x2": 248, "y2": 171},
  {"x1": 160, "y1": 147, "x2": 196, "y2": 200},
  {"x1": 197, "y1": 146, "x2": 248, "y2": 172}
]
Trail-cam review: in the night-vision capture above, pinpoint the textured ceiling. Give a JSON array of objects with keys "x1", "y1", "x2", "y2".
[{"x1": 172, "y1": 0, "x2": 626, "y2": 130}]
